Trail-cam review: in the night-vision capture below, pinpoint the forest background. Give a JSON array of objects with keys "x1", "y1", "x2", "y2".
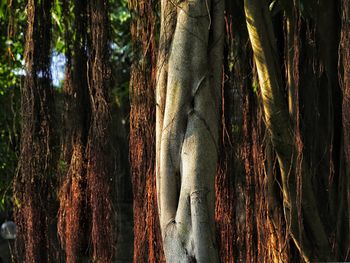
[{"x1": 0, "y1": 0, "x2": 349, "y2": 262}]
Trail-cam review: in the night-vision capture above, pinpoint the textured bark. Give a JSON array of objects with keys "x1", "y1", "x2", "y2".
[
  {"x1": 156, "y1": 0, "x2": 224, "y2": 261},
  {"x1": 340, "y1": 0, "x2": 350, "y2": 166},
  {"x1": 215, "y1": 10, "x2": 235, "y2": 261},
  {"x1": 57, "y1": 0, "x2": 90, "y2": 261},
  {"x1": 219, "y1": 2, "x2": 295, "y2": 262},
  {"x1": 215, "y1": 1, "x2": 247, "y2": 262},
  {"x1": 339, "y1": 0, "x2": 350, "y2": 258},
  {"x1": 244, "y1": 0, "x2": 336, "y2": 261},
  {"x1": 129, "y1": 0, "x2": 164, "y2": 262},
  {"x1": 86, "y1": 0, "x2": 115, "y2": 261},
  {"x1": 13, "y1": 0, "x2": 58, "y2": 261}
]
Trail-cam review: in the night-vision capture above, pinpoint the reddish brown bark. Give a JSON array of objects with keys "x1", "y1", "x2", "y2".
[
  {"x1": 13, "y1": 0, "x2": 58, "y2": 261},
  {"x1": 57, "y1": 1, "x2": 90, "y2": 261},
  {"x1": 86, "y1": 0, "x2": 115, "y2": 261},
  {"x1": 129, "y1": 0, "x2": 164, "y2": 262},
  {"x1": 215, "y1": 4, "x2": 236, "y2": 262}
]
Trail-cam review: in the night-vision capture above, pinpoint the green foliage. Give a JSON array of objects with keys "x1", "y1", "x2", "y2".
[
  {"x1": 110, "y1": 0, "x2": 131, "y2": 106},
  {"x1": 52, "y1": 0, "x2": 63, "y2": 33},
  {"x1": 51, "y1": 0, "x2": 70, "y2": 54},
  {"x1": 0, "y1": 0, "x2": 24, "y2": 216},
  {"x1": 0, "y1": 0, "x2": 133, "y2": 216},
  {"x1": 0, "y1": 88, "x2": 20, "y2": 215},
  {"x1": 0, "y1": 0, "x2": 25, "y2": 93},
  {"x1": 0, "y1": 0, "x2": 7, "y2": 19}
]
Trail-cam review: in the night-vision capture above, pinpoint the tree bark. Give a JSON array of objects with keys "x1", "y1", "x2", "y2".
[
  {"x1": 86, "y1": 0, "x2": 115, "y2": 261},
  {"x1": 129, "y1": 0, "x2": 164, "y2": 261},
  {"x1": 156, "y1": 0, "x2": 224, "y2": 261},
  {"x1": 339, "y1": 0, "x2": 350, "y2": 259},
  {"x1": 13, "y1": 0, "x2": 59, "y2": 261},
  {"x1": 215, "y1": 3, "x2": 236, "y2": 261},
  {"x1": 57, "y1": 0, "x2": 90, "y2": 261},
  {"x1": 244, "y1": 0, "x2": 334, "y2": 261}
]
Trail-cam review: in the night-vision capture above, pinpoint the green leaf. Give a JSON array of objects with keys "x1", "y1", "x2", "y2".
[
  {"x1": 55, "y1": 37, "x2": 65, "y2": 53},
  {"x1": 0, "y1": 0, "x2": 7, "y2": 19},
  {"x1": 55, "y1": 0, "x2": 61, "y2": 17},
  {"x1": 52, "y1": 11, "x2": 63, "y2": 33}
]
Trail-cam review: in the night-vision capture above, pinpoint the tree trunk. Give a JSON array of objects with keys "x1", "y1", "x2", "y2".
[
  {"x1": 244, "y1": 0, "x2": 336, "y2": 261},
  {"x1": 13, "y1": 0, "x2": 59, "y2": 261},
  {"x1": 129, "y1": 0, "x2": 164, "y2": 262},
  {"x1": 86, "y1": 0, "x2": 115, "y2": 261},
  {"x1": 156, "y1": 0, "x2": 224, "y2": 261},
  {"x1": 339, "y1": 0, "x2": 350, "y2": 258},
  {"x1": 215, "y1": 1, "x2": 249, "y2": 262},
  {"x1": 215, "y1": 6, "x2": 236, "y2": 261},
  {"x1": 57, "y1": 0, "x2": 90, "y2": 261}
]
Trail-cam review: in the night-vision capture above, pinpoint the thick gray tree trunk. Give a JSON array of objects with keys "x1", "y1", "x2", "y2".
[{"x1": 156, "y1": 0, "x2": 224, "y2": 262}]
